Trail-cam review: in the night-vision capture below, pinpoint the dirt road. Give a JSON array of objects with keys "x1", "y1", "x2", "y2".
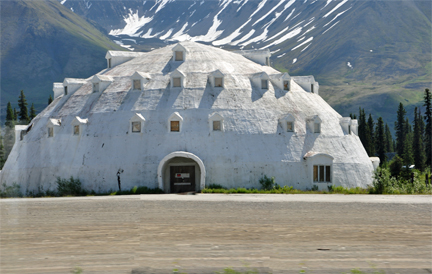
[{"x1": 1, "y1": 194, "x2": 431, "y2": 274}]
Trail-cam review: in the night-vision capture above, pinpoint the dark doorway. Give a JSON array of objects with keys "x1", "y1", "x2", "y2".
[{"x1": 170, "y1": 166, "x2": 196, "y2": 193}]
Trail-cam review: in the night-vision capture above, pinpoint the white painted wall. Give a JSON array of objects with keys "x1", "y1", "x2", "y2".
[{"x1": 0, "y1": 41, "x2": 374, "y2": 194}]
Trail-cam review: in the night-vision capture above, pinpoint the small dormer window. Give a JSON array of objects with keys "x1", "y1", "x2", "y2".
[
  {"x1": 64, "y1": 86, "x2": 68, "y2": 95},
  {"x1": 48, "y1": 127, "x2": 54, "y2": 138},
  {"x1": 214, "y1": 77, "x2": 223, "y2": 87},
  {"x1": 283, "y1": 80, "x2": 289, "y2": 90},
  {"x1": 287, "y1": 122, "x2": 294, "y2": 132},
  {"x1": 93, "y1": 83, "x2": 99, "y2": 93},
  {"x1": 175, "y1": 51, "x2": 184, "y2": 61},
  {"x1": 314, "y1": 123, "x2": 320, "y2": 133},
  {"x1": 132, "y1": 121, "x2": 141, "y2": 133},
  {"x1": 262, "y1": 79, "x2": 268, "y2": 89},
  {"x1": 108, "y1": 58, "x2": 111, "y2": 68},
  {"x1": 133, "y1": 80, "x2": 141, "y2": 90},
  {"x1": 173, "y1": 77, "x2": 181, "y2": 87},
  {"x1": 73, "y1": 125, "x2": 80, "y2": 135},
  {"x1": 213, "y1": 121, "x2": 221, "y2": 131},
  {"x1": 171, "y1": 121, "x2": 180, "y2": 132},
  {"x1": 311, "y1": 84, "x2": 314, "y2": 93},
  {"x1": 129, "y1": 113, "x2": 145, "y2": 134},
  {"x1": 209, "y1": 113, "x2": 224, "y2": 132}
]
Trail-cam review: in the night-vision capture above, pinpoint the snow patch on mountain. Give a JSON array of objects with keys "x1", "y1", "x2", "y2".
[
  {"x1": 265, "y1": 26, "x2": 290, "y2": 42},
  {"x1": 262, "y1": 26, "x2": 302, "y2": 48},
  {"x1": 249, "y1": 0, "x2": 268, "y2": 19},
  {"x1": 191, "y1": 0, "x2": 231, "y2": 42},
  {"x1": 323, "y1": 0, "x2": 349, "y2": 18},
  {"x1": 213, "y1": 18, "x2": 252, "y2": 46},
  {"x1": 159, "y1": 28, "x2": 174, "y2": 39},
  {"x1": 301, "y1": 43, "x2": 311, "y2": 52},
  {"x1": 284, "y1": 8, "x2": 296, "y2": 22},
  {"x1": 231, "y1": 29, "x2": 256, "y2": 46},
  {"x1": 170, "y1": 22, "x2": 190, "y2": 41},
  {"x1": 322, "y1": 21, "x2": 339, "y2": 34},
  {"x1": 109, "y1": 9, "x2": 152, "y2": 36},
  {"x1": 292, "y1": 37, "x2": 313, "y2": 51},
  {"x1": 252, "y1": 0, "x2": 289, "y2": 26},
  {"x1": 293, "y1": 58, "x2": 297, "y2": 64},
  {"x1": 114, "y1": 40, "x2": 134, "y2": 50},
  {"x1": 321, "y1": 0, "x2": 332, "y2": 10},
  {"x1": 323, "y1": 7, "x2": 351, "y2": 27},
  {"x1": 141, "y1": 28, "x2": 162, "y2": 38}
]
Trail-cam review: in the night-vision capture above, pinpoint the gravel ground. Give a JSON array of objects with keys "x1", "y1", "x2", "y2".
[{"x1": 1, "y1": 194, "x2": 431, "y2": 274}]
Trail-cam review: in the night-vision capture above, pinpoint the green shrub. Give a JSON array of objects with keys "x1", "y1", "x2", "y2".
[
  {"x1": 259, "y1": 175, "x2": 275, "y2": 190},
  {"x1": 0, "y1": 183, "x2": 23, "y2": 198},
  {"x1": 207, "y1": 183, "x2": 226, "y2": 189},
  {"x1": 56, "y1": 176, "x2": 86, "y2": 196}
]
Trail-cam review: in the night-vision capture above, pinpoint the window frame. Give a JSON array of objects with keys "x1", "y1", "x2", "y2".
[
  {"x1": 313, "y1": 165, "x2": 331, "y2": 183},
  {"x1": 261, "y1": 79, "x2": 268, "y2": 90},
  {"x1": 93, "y1": 83, "x2": 99, "y2": 93},
  {"x1": 175, "y1": 51, "x2": 184, "y2": 61},
  {"x1": 64, "y1": 86, "x2": 68, "y2": 95},
  {"x1": 314, "y1": 122, "x2": 321, "y2": 133},
  {"x1": 131, "y1": 121, "x2": 141, "y2": 133},
  {"x1": 286, "y1": 121, "x2": 294, "y2": 132},
  {"x1": 48, "y1": 127, "x2": 54, "y2": 138},
  {"x1": 283, "y1": 80, "x2": 289, "y2": 91},
  {"x1": 73, "y1": 125, "x2": 80, "y2": 136},
  {"x1": 214, "y1": 77, "x2": 223, "y2": 88},
  {"x1": 170, "y1": 120, "x2": 180, "y2": 132},
  {"x1": 212, "y1": 120, "x2": 221, "y2": 131},
  {"x1": 133, "y1": 79, "x2": 141, "y2": 90},
  {"x1": 173, "y1": 77, "x2": 181, "y2": 88}
]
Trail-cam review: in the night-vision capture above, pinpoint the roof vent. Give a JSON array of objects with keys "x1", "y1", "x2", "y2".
[{"x1": 234, "y1": 49, "x2": 271, "y2": 66}]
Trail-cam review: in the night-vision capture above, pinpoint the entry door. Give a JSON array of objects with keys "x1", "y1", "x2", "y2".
[{"x1": 170, "y1": 166, "x2": 196, "y2": 193}]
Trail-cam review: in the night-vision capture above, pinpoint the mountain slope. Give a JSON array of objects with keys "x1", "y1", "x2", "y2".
[
  {"x1": 61, "y1": 0, "x2": 431, "y2": 127},
  {"x1": 0, "y1": 0, "x2": 122, "y2": 116}
]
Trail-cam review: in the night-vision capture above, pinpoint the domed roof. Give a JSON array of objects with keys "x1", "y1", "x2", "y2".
[
  {"x1": 1, "y1": 41, "x2": 374, "y2": 194},
  {"x1": 42, "y1": 41, "x2": 343, "y2": 136}
]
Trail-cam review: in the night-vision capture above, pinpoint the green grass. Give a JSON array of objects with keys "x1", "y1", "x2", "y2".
[{"x1": 201, "y1": 185, "x2": 369, "y2": 194}]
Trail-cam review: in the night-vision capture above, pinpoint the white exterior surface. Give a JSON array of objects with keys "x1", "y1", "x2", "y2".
[{"x1": 0, "y1": 41, "x2": 374, "y2": 193}]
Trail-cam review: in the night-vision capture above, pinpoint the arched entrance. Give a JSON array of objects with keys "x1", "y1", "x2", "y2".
[{"x1": 158, "y1": 151, "x2": 206, "y2": 193}]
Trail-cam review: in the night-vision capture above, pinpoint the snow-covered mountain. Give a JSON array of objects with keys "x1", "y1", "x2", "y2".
[
  {"x1": 59, "y1": 0, "x2": 432, "y2": 126},
  {"x1": 61, "y1": 0, "x2": 352, "y2": 58}
]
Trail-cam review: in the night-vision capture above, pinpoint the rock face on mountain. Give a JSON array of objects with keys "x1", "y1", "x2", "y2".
[
  {"x1": 0, "y1": 41, "x2": 374, "y2": 193},
  {"x1": 0, "y1": 0, "x2": 122, "y2": 114},
  {"x1": 59, "y1": 0, "x2": 431, "y2": 125}
]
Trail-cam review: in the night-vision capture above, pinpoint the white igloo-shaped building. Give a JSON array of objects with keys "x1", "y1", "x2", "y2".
[{"x1": 0, "y1": 41, "x2": 374, "y2": 193}]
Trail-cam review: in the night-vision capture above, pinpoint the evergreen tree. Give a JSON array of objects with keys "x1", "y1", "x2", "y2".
[
  {"x1": 5, "y1": 102, "x2": 15, "y2": 128},
  {"x1": 358, "y1": 108, "x2": 372, "y2": 155},
  {"x1": 0, "y1": 126, "x2": 5, "y2": 170},
  {"x1": 13, "y1": 108, "x2": 18, "y2": 122},
  {"x1": 375, "y1": 117, "x2": 386, "y2": 165},
  {"x1": 402, "y1": 130, "x2": 413, "y2": 167},
  {"x1": 48, "y1": 95, "x2": 53, "y2": 105},
  {"x1": 30, "y1": 103, "x2": 37, "y2": 120},
  {"x1": 384, "y1": 123, "x2": 394, "y2": 152},
  {"x1": 18, "y1": 90, "x2": 29, "y2": 124},
  {"x1": 424, "y1": 88, "x2": 431, "y2": 167},
  {"x1": 350, "y1": 113, "x2": 357, "y2": 119},
  {"x1": 395, "y1": 102, "x2": 406, "y2": 155},
  {"x1": 367, "y1": 114, "x2": 375, "y2": 156},
  {"x1": 413, "y1": 107, "x2": 426, "y2": 171}
]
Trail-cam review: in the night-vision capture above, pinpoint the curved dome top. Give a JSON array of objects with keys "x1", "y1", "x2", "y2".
[
  {"x1": 42, "y1": 41, "x2": 345, "y2": 136},
  {"x1": 1, "y1": 41, "x2": 374, "y2": 194}
]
